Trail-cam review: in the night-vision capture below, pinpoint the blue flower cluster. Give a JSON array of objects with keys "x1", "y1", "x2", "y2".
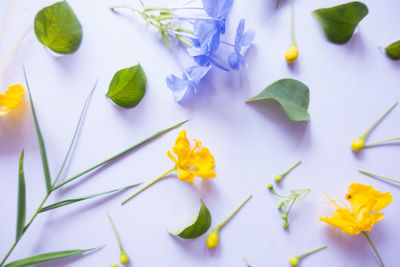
[{"x1": 166, "y1": 0, "x2": 255, "y2": 102}]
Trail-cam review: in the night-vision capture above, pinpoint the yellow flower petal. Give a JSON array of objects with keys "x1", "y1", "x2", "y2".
[{"x1": 0, "y1": 84, "x2": 24, "y2": 115}]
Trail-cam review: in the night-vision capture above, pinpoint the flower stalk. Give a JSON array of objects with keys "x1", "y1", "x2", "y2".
[
  {"x1": 362, "y1": 231, "x2": 384, "y2": 266},
  {"x1": 274, "y1": 160, "x2": 301, "y2": 182}
]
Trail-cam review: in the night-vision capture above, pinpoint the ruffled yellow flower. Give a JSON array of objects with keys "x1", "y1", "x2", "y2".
[
  {"x1": 320, "y1": 183, "x2": 392, "y2": 235},
  {"x1": 122, "y1": 130, "x2": 216, "y2": 204},
  {"x1": 0, "y1": 84, "x2": 24, "y2": 116},
  {"x1": 167, "y1": 130, "x2": 216, "y2": 183}
]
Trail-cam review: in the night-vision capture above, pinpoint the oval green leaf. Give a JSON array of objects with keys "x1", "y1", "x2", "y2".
[
  {"x1": 34, "y1": 1, "x2": 82, "y2": 54},
  {"x1": 385, "y1": 41, "x2": 400, "y2": 60},
  {"x1": 106, "y1": 64, "x2": 147, "y2": 108},
  {"x1": 169, "y1": 200, "x2": 211, "y2": 239},
  {"x1": 247, "y1": 78, "x2": 310, "y2": 122},
  {"x1": 16, "y1": 148, "x2": 26, "y2": 242},
  {"x1": 312, "y1": 2, "x2": 368, "y2": 44},
  {"x1": 4, "y1": 248, "x2": 96, "y2": 267}
]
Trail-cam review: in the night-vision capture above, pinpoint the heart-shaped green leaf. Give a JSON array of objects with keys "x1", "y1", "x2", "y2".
[
  {"x1": 385, "y1": 41, "x2": 400, "y2": 60},
  {"x1": 34, "y1": 1, "x2": 82, "y2": 54},
  {"x1": 169, "y1": 200, "x2": 211, "y2": 239},
  {"x1": 312, "y1": 2, "x2": 368, "y2": 44},
  {"x1": 247, "y1": 78, "x2": 310, "y2": 122},
  {"x1": 4, "y1": 248, "x2": 96, "y2": 267},
  {"x1": 106, "y1": 64, "x2": 147, "y2": 108}
]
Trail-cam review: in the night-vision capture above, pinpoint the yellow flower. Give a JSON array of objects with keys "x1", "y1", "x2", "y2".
[
  {"x1": 167, "y1": 130, "x2": 216, "y2": 183},
  {"x1": 319, "y1": 183, "x2": 392, "y2": 235},
  {"x1": 0, "y1": 84, "x2": 24, "y2": 116},
  {"x1": 285, "y1": 44, "x2": 298, "y2": 63}
]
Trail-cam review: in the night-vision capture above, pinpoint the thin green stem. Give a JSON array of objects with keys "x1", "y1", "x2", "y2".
[
  {"x1": 364, "y1": 137, "x2": 400, "y2": 148},
  {"x1": 298, "y1": 245, "x2": 327, "y2": 259},
  {"x1": 359, "y1": 170, "x2": 400, "y2": 184},
  {"x1": 218, "y1": 195, "x2": 252, "y2": 228},
  {"x1": 362, "y1": 231, "x2": 385, "y2": 266},
  {"x1": 362, "y1": 102, "x2": 397, "y2": 138},
  {"x1": 121, "y1": 168, "x2": 176, "y2": 205},
  {"x1": 107, "y1": 213, "x2": 124, "y2": 252},
  {"x1": 0, "y1": 241, "x2": 16, "y2": 267},
  {"x1": 290, "y1": 0, "x2": 296, "y2": 45},
  {"x1": 282, "y1": 160, "x2": 301, "y2": 176}
]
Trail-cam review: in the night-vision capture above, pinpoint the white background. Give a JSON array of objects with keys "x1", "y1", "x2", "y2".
[{"x1": 1, "y1": 0, "x2": 400, "y2": 266}]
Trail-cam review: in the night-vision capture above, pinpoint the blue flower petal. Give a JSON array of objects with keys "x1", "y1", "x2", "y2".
[
  {"x1": 166, "y1": 74, "x2": 192, "y2": 101},
  {"x1": 228, "y1": 52, "x2": 240, "y2": 70},
  {"x1": 202, "y1": 0, "x2": 233, "y2": 19}
]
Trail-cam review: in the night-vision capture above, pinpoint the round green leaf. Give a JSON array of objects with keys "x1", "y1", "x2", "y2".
[
  {"x1": 247, "y1": 78, "x2": 310, "y2": 122},
  {"x1": 107, "y1": 64, "x2": 147, "y2": 108},
  {"x1": 169, "y1": 200, "x2": 211, "y2": 239},
  {"x1": 312, "y1": 2, "x2": 368, "y2": 44},
  {"x1": 385, "y1": 41, "x2": 400, "y2": 60},
  {"x1": 34, "y1": 1, "x2": 82, "y2": 54}
]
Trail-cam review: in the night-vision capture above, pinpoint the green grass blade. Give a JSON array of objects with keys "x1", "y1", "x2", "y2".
[
  {"x1": 23, "y1": 68, "x2": 52, "y2": 192},
  {"x1": 52, "y1": 80, "x2": 98, "y2": 187},
  {"x1": 52, "y1": 119, "x2": 188, "y2": 190},
  {"x1": 16, "y1": 148, "x2": 26, "y2": 242},
  {"x1": 39, "y1": 183, "x2": 140, "y2": 212},
  {"x1": 3, "y1": 248, "x2": 96, "y2": 267}
]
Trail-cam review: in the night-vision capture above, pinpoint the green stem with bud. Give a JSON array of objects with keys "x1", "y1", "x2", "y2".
[
  {"x1": 298, "y1": 245, "x2": 327, "y2": 259},
  {"x1": 121, "y1": 167, "x2": 176, "y2": 205},
  {"x1": 107, "y1": 213, "x2": 124, "y2": 253},
  {"x1": 283, "y1": 160, "x2": 301, "y2": 176},
  {"x1": 362, "y1": 231, "x2": 384, "y2": 267},
  {"x1": 359, "y1": 170, "x2": 400, "y2": 184}
]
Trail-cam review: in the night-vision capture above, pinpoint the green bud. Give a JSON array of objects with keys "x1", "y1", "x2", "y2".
[
  {"x1": 283, "y1": 221, "x2": 289, "y2": 228},
  {"x1": 120, "y1": 251, "x2": 129, "y2": 265},
  {"x1": 274, "y1": 174, "x2": 283, "y2": 182},
  {"x1": 267, "y1": 183, "x2": 273, "y2": 189},
  {"x1": 290, "y1": 256, "x2": 300, "y2": 266},
  {"x1": 277, "y1": 201, "x2": 284, "y2": 209},
  {"x1": 281, "y1": 214, "x2": 288, "y2": 220}
]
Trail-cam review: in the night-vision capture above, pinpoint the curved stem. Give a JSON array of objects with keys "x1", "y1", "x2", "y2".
[
  {"x1": 298, "y1": 245, "x2": 327, "y2": 259},
  {"x1": 362, "y1": 231, "x2": 385, "y2": 266},
  {"x1": 362, "y1": 102, "x2": 398, "y2": 138},
  {"x1": 359, "y1": 170, "x2": 400, "y2": 184},
  {"x1": 290, "y1": 0, "x2": 296, "y2": 45},
  {"x1": 364, "y1": 137, "x2": 400, "y2": 148},
  {"x1": 121, "y1": 167, "x2": 176, "y2": 205},
  {"x1": 107, "y1": 213, "x2": 124, "y2": 252},
  {"x1": 218, "y1": 195, "x2": 252, "y2": 228},
  {"x1": 282, "y1": 160, "x2": 301, "y2": 176}
]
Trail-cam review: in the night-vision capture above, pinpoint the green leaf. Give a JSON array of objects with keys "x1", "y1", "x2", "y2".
[
  {"x1": 4, "y1": 248, "x2": 96, "y2": 267},
  {"x1": 52, "y1": 119, "x2": 188, "y2": 190},
  {"x1": 34, "y1": 1, "x2": 82, "y2": 54},
  {"x1": 169, "y1": 200, "x2": 211, "y2": 239},
  {"x1": 39, "y1": 184, "x2": 140, "y2": 212},
  {"x1": 312, "y1": 2, "x2": 368, "y2": 44},
  {"x1": 106, "y1": 64, "x2": 147, "y2": 108},
  {"x1": 16, "y1": 149, "x2": 26, "y2": 242},
  {"x1": 247, "y1": 78, "x2": 310, "y2": 122},
  {"x1": 24, "y1": 68, "x2": 52, "y2": 192},
  {"x1": 385, "y1": 41, "x2": 400, "y2": 60}
]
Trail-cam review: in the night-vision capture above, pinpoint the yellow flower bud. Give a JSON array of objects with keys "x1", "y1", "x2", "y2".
[
  {"x1": 267, "y1": 183, "x2": 273, "y2": 190},
  {"x1": 206, "y1": 229, "x2": 219, "y2": 249},
  {"x1": 290, "y1": 256, "x2": 300, "y2": 266},
  {"x1": 120, "y1": 251, "x2": 129, "y2": 265},
  {"x1": 285, "y1": 44, "x2": 298, "y2": 63},
  {"x1": 351, "y1": 137, "x2": 365, "y2": 151},
  {"x1": 274, "y1": 174, "x2": 283, "y2": 182},
  {"x1": 111, "y1": 264, "x2": 118, "y2": 267},
  {"x1": 283, "y1": 221, "x2": 289, "y2": 228}
]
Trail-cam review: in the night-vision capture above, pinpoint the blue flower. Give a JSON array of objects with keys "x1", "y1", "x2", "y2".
[
  {"x1": 228, "y1": 19, "x2": 255, "y2": 70},
  {"x1": 166, "y1": 66, "x2": 211, "y2": 101},
  {"x1": 202, "y1": 0, "x2": 233, "y2": 34}
]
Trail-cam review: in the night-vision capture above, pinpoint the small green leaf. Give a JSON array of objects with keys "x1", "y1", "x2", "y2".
[
  {"x1": 385, "y1": 41, "x2": 400, "y2": 60},
  {"x1": 34, "y1": 1, "x2": 82, "y2": 54},
  {"x1": 169, "y1": 200, "x2": 211, "y2": 239},
  {"x1": 39, "y1": 184, "x2": 139, "y2": 212},
  {"x1": 312, "y1": 2, "x2": 368, "y2": 44},
  {"x1": 24, "y1": 68, "x2": 52, "y2": 192},
  {"x1": 4, "y1": 248, "x2": 96, "y2": 267},
  {"x1": 247, "y1": 79, "x2": 310, "y2": 122},
  {"x1": 106, "y1": 64, "x2": 147, "y2": 108},
  {"x1": 16, "y1": 149, "x2": 26, "y2": 242}
]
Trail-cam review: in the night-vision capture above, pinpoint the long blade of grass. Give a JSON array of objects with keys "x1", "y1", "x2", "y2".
[
  {"x1": 39, "y1": 183, "x2": 140, "y2": 212},
  {"x1": 15, "y1": 148, "x2": 26, "y2": 242},
  {"x1": 23, "y1": 68, "x2": 52, "y2": 192},
  {"x1": 52, "y1": 119, "x2": 188, "y2": 190},
  {"x1": 52, "y1": 81, "x2": 98, "y2": 187},
  {"x1": 3, "y1": 248, "x2": 96, "y2": 267}
]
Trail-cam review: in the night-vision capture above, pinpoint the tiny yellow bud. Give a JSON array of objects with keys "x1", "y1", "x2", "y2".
[
  {"x1": 120, "y1": 251, "x2": 129, "y2": 265},
  {"x1": 267, "y1": 183, "x2": 273, "y2": 190},
  {"x1": 290, "y1": 256, "x2": 300, "y2": 266},
  {"x1": 274, "y1": 174, "x2": 283, "y2": 182},
  {"x1": 351, "y1": 137, "x2": 365, "y2": 151},
  {"x1": 285, "y1": 44, "x2": 298, "y2": 63},
  {"x1": 281, "y1": 214, "x2": 288, "y2": 220},
  {"x1": 206, "y1": 229, "x2": 219, "y2": 249},
  {"x1": 283, "y1": 221, "x2": 289, "y2": 228},
  {"x1": 111, "y1": 264, "x2": 118, "y2": 267}
]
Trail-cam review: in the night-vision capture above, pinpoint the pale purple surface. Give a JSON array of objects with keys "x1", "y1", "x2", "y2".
[{"x1": 1, "y1": 0, "x2": 400, "y2": 266}]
